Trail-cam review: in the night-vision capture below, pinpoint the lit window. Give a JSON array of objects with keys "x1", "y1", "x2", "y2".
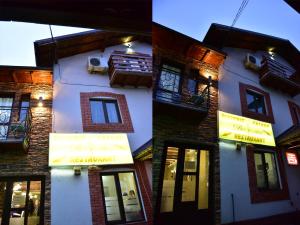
[
  {"x1": 254, "y1": 151, "x2": 280, "y2": 190},
  {"x1": 90, "y1": 99, "x2": 121, "y2": 124},
  {"x1": 246, "y1": 90, "x2": 266, "y2": 115},
  {"x1": 101, "y1": 172, "x2": 144, "y2": 224}
]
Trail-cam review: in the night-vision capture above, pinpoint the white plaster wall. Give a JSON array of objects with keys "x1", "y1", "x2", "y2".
[
  {"x1": 52, "y1": 41, "x2": 152, "y2": 151},
  {"x1": 51, "y1": 41, "x2": 152, "y2": 225},
  {"x1": 219, "y1": 47, "x2": 300, "y2": 223},
  {"x1": 51, "y1": 168, "x2": 93, "y2": 225}
]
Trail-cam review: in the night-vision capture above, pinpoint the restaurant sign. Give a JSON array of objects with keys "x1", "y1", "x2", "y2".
[
  {"x1": 49, "y1": 133, "x2": 134, "y2": 166},
  {"x1": 218, "y1": 111, "x2": 275, "y2": 146},
  {"x1": 286, "y1": 152, "x2": 298, "y2": 166}
]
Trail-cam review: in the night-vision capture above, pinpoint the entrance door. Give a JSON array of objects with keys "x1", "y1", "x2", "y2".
[
  {"x1": 158, "y1": 145, "x2": 212, "y2": 225},
  {"x1": 0, "y1": 178, "x2": 44, "y2": 225}
]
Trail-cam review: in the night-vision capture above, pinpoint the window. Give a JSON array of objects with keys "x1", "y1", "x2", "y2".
[
  {"x1": 90, "y1": 99, "x2": 121, "y2": 124},
  {"x1": 254, "y1": 151, "x2": 280, "y2": 190},
  {"x1": 0, "y1": 94, "x2": 14, "y2": 140},
  {"x1": 246, "y1": 90, "x2": 266, "y2": 115},
  {"x1": 288, "y1": 101, "x2": 300, "y2": 125},
  {"x1": 101, "y1": 172, "x2": 144, "y2": 224},
  {"x1": 239, "y1": 83, "x2": 274, "y2": 123},
  {"x1": 80, "y1": 92, "x2": 133, "y2": 133},
  {"x1": 19, "y1": 94, "x2": 30, "y2": 122},
  {"x1": 246, "y1": 145, "x2": 289, "y2": 203},
  {"x1": 158, "y1": 64, "x2": 181, "y2": 93}
]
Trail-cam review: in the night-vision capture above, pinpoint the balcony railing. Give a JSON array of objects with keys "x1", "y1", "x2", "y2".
[
  {"x1": 0, "y1": 107, "x2": 32, "y2": 152},
  {"x1": 259, "y1": 55, "x2": 300, "y2": 96},
  {"x1": 108, "y1": 51, "x2": 152, "y2": 87},
  {"x1": 154, "y1": 83, "x2": 211, "y2": 113}
]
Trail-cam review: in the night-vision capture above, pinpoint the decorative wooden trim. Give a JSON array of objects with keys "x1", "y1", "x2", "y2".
[
  {"x1": 239, "y1": 83, "x2": 274, "y2": 123},
  {"x1": 246, "y1": 145, "x2": 290, "y2": 203},
  {"x1": 80, "y1": 92, "x2": 134, "y2": 133}
]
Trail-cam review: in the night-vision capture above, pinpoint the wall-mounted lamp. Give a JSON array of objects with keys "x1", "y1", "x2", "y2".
[
  {"x1": 236, "y1": 143, "x2": 242, "y2": 151},
  {"x1": 126, "y1": 42, "x2": 133, "y2": 53},
  {"x1": 208, "y1": 76, "x2": 212, "y2": 86},
  {"x1": 38, "y1": 96, "x2": 43, "y2": 107},
  {"x1": 74, "y1": 166, "x2": 81, "y2": 176}
]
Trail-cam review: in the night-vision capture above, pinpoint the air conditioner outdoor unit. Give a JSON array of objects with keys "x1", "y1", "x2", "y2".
[
  {"x1": 244, "y1": 53, "x2": 261, "y2": 71},
  {"x1": 87, "y1": 56, "x2": 108, "y2": 74}
]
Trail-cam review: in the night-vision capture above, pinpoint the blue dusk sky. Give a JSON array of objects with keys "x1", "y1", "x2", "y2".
[
  {"x1": 153, "y1": 0, "x2": 300, "y2": 49},
  {"x1": 0, "y1": 22, "x2": 90, "y2": 66}
]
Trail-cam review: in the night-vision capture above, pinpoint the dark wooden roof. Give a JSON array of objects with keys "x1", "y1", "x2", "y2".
[
  {"x1": 0, "y1": 0, "x2": 151, "y2": 34},
  {"x1": 153, "y1": 22, "x2": 226, "y2": 69},
  {"x1": 0, "y1": 65, "x2": 52, "y2": 85},
  {"x1": 277, "y1": 124, "x2": 300, "y2": 147},
  {"x1": 203, "y1": 23, "x2": 300, "y2": 71},
  {"x1": 285, "y1": 0, "x2": 300, "y2": 13},
  {"x1": 34, "y1": 30, "x2": 151, "y2": 67}
]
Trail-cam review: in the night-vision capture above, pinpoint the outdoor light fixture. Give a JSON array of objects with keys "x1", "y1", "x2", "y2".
[
  {"x1": 38, "y1": 96, "x2": 43, "y2": 107},
  {"x1": 236, "y1": 143, "x2": 242, "y2": 151},
  {"x1": 74, "y1": 166, "x2": 81, "y2": 176},
  {"x1": 126, "y1": 42, "x2": 133, "y2": 53}
]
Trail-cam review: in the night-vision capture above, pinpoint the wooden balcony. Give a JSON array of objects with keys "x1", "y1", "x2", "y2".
[
  {"x1": 0, "y1": 107, "x2": 32, "y2": 152},
  {"x1": 259, "y1": 56, "x2": 300, "y2": 96},
  {"x1": 108, "y1": 51, "x2": 152, "y2": 87}
]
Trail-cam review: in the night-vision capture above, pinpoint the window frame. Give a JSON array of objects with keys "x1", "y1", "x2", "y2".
[
  {"x1": 246, "y1": 145, "x2": 290, "y2": 203},
  {"x1": 239, "y1": 82, "x2": 274, "y2": 123},
  {"x1": 253, "y1": 151, "x2": 280, "y2": 191},
  {"x1": 288, "y1": 101, "x2": 300, "y2": 125},
  {"x1": 246, "y1": 90, "x2": 267, "y2": 115},
  {"x1": 90, "y1": 98, "x2": 122, "y2": 124},
  {"x1": 100, "y1": 171, "x2": 145, "y2": 225}
]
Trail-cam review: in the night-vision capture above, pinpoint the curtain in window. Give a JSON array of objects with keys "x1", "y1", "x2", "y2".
[
  {"x1": 90, "y1": 100, "x2": 105, "y2": 123},
  {"x1": 0, "y1": 97, "x2": 13, "y2": 139}
]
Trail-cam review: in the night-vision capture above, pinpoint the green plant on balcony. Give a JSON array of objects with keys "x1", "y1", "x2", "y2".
[{"x1": 10, "y1": 123, "x2": 26, "y2": 139}]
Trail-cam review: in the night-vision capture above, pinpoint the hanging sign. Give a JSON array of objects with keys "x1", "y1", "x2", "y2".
[
  {"x1": 286, "y1": 152, "x2": 299, "y2": 166},
  {"x1": 218, "y1": 111, "x2": 275, "y2": 146}
]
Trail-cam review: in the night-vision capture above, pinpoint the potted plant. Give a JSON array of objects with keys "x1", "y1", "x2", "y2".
[{"x1": 10, "y1": 123, "x2": 26, "y2": 139}]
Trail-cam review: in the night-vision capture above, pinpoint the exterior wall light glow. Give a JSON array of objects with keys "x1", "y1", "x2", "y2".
[
  {"x1": 126, "y1": 42, "x2": 133, "y2": 53},
  {"x1": 38, "y1": 96, "x2": 43, "y2": 107}
]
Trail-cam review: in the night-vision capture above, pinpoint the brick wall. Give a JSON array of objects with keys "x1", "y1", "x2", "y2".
[
  {"x1": 0, "y1": 82, "x2": 52, "y2": 225},
  {"x1": 88, "y1": 160, "x2": 153, "y2": 225},
  {"x1": 152, "y1": 47, "x2": 221, "y2": 225}
]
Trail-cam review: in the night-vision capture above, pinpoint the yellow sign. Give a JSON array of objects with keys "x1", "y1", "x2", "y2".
[
  {"x1": 49, "y1": 133, "x2": 134, "y2": 166},
  {"x1": 218, "y1": 111, "x2": 275, "y2": 146}
]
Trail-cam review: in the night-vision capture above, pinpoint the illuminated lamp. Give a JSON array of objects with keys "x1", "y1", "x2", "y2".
[{"x1": 38, "y1": 96, "x2": 43, "y2": 107}]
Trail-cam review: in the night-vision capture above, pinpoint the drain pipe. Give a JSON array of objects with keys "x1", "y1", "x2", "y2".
[{"x1": 231, "y1": 193, "x2": 236, "y2": 222}]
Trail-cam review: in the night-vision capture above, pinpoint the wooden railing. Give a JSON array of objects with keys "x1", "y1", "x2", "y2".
[
  {"x1": 260, "y1": 55, "x2": 296, "y2": 80},
  {"x1": 108, "y1": 51, "x2": 152, "y2": 77}
]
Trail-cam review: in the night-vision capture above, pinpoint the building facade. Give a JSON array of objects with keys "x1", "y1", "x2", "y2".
[
  {"x1": 34, "y1": 30, "x2": 153, "y2": 225},
  {"x1": 204, "y1": 23, "x2": 300, "y2": 225},
  {"x1": 0, "y1": 66, "x2": 53, "y2": 225},
  {"x1": 152, "y1": 23, "x2": 226, "y2": 225}
]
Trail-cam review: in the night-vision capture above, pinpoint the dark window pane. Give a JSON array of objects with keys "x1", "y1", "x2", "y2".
[
  {"x1": 90, "y1": 100, "x2": 105, "y2": 123},
  {"x1": 246, "y1": 90, "x2": 266, "y2": 115},
  {"x1": 106, "y1": 102, "x2": 120, "y2": 123},
  {"x1": 254, "y1": 153, "x2": 267, "y2": 189},
  {"x1": 0, "y1": 182, "x2": 6, "y2": 223},
  {"x1": 187, "y1": 79, "x2": 197, "y2": 95},
  {"x1": 19, "y1": 95, "x2": 30, "y2": 122}
]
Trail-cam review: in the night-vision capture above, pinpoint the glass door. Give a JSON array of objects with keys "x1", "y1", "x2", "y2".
[
  {"x1": 160, "y1": 146, "x2": 210, "y2": 215},
  {"x1": 0, "y1": 178, "x2": 43, "y2": 225}
]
